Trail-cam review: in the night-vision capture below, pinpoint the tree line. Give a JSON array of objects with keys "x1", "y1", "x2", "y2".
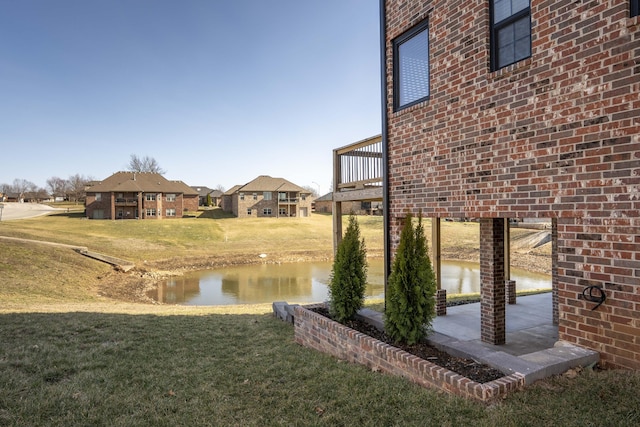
[
  {"x1": 0, "y1": 155, "x2": 165, "y2": 203},
  {"x1": 0, "y1": 174, "x2": 94, "y2": 203}
]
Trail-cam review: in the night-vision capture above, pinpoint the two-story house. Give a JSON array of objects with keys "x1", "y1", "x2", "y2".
[
  {"x1": 85, "y1": 171, "x2": 199, "y2": 219},
  {"x1": 222, "y1": 175, "x2": 313, "y2": 218},
  {"x1": 382, "y1": 1, "x2": 639, "y2": 369}
]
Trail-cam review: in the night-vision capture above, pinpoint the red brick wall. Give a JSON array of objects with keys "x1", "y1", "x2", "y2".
[
  {"x1": 384, "y1": 1, "x2": 639, "y2": 368},
  {"x1": 181, "y1": 194, "x2": 200, "y2": 216},
  {"x1": 294, "y1": 304, "x2": 524, "y2": 401},
  {"x1": 85, "y1": 193, "x2": 112, "y2": 219}
]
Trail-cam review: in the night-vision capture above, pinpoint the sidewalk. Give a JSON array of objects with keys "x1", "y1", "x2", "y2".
[
  {"x1": 357, "y1": 292, "x2": 599, "y2": 384},
  {"x1": 425, "y1": 293, "x2": 599, "y2": 384},
  {"x1": 432, "y1": 292, "x2": 557, "y2": 356}
]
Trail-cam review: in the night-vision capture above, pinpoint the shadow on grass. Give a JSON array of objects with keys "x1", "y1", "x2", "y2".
[
  {"x1": 0, "y1": 311, "x2": 484, "y2": 426},
  {"x1": 198, "y1": 208, "x2": 235, "y2": 219},
  {"x1": 49, "y1": 211, "x2": 85, "y2": 219},
  {"x1": 0, "y1": 311, "x2": 638, "y2": 426}
]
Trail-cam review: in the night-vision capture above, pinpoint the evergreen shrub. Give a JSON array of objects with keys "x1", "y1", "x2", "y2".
[
  {"x1": 385, "y1": 212, "x2": 436, "y2": 344},
  {"x1": 329, "y1": 213, "x2": 368, "y2": 322}
]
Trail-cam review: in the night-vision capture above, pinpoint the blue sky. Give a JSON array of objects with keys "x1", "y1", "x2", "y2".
[{"x1": 0, "y1": 0, "x2": 381, "y2": 196}]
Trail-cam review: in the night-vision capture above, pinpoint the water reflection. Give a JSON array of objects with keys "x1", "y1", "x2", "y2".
[{"x1": 148, "y1": 259, "x2": 551, "y2": 306}]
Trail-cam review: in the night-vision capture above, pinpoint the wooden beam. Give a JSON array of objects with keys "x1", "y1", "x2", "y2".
[
  {"x1": 333, "y1": 187, "x2": 383, "y2": 202},
  {"x1": 432, "y1": 217, "x2": 441, "y2": 290}
]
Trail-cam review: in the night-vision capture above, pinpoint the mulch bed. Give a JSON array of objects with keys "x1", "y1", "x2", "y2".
[{"x1": 310, "y1": 306, "x2": 505, "y2": 384}]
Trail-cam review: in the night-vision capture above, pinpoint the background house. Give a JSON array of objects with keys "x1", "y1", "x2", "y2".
[
  {"x1": 382, "y1": 1, "x2": 639, "y2": 369},
  {"x1": 314, "y1": 192, "x2": 382, "y2": 215},
  {"x1": 85, "y1": 171, "x2": 199, "y2": 219},
  {"x1": 222, "y1": 175, "x2": 313, "y2": 218},
  {"x1": 191, "y1": 186, "x2": 223, "y2": 207}
]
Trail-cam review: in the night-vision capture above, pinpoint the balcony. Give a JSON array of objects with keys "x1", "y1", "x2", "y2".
[
  {"x1": 333, "y1": 134, "x2": 383, "y2": 202},
  {"x1": 115, "y1": 198, "x2": 138, "y2": 206},
  {"x1": 278, "y1": 197, "x2": 298, "y2": 204},
  {"x1": 332, "y1": 135, "x2": 383, "y2": 253}
]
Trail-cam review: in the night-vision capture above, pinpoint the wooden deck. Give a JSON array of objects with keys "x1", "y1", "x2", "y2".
[{"x1": 332, "y1": 135, "x2": 383, "y2": 252}]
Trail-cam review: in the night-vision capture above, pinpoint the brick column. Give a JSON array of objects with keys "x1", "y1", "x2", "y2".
[
  {"x1": 436, "y1": 289, "x2": 447, "y2": 316},
  {"x1": 551, "y1": 218, "x2": 558, "y2": 325},
  {"x1": 480, "y1": 218, "x2": 506, "y2": 345},
  {"x1": 505, "y1": 280, "x2": 516, "y2": 305}
]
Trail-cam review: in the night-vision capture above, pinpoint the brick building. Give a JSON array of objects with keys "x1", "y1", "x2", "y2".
[
  {"x1": 85, "y1": 172, "x2": 199, "y2": 219},
  {"x1": 382, "y1": 1, "x2": 639, "y2": 368},
  {"x1": 222, "y1": 175, "x2": 313, "y2": 218}
]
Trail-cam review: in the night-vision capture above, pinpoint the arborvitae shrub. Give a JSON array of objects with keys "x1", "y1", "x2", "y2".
[
  {"x1": 329, "y1": 213, "x2": 368, "y2": 322},
  {"x1": 385, "y1": 212, "x2": 436, "y2": 344}
]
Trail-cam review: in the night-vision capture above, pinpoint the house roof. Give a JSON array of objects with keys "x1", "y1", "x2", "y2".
[
  {"x1": 234, "y1": 175, "x2": 310, "y2": 193},
  {"x1": 191, "y1": 187, "x2": 224, "y2": 198},
  {"x1": 315, "y1": 192, "x2": 333, "y2": 202},
  {"x1": 87, "y1": 172, "x2": 198, "y2": 195},
  {"x1": 191, "y1": 186, "x2": 214, "y2": 197},
  {"x1": 223, "y1": 184, "x2": 243, "y2": 196}
]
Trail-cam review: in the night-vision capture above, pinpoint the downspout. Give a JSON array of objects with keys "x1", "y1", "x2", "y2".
[{"x1": 379, "y1": 0, "x2": 390, "y2": 307}]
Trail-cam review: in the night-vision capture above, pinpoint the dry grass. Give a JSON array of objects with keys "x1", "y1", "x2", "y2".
[{"x1": 1, "y1": 211, "x2": 639, "y2": 426}]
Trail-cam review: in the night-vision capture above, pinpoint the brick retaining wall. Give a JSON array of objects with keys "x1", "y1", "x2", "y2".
[{"x1": 294, "y1": 304, "x2": 524, "y2": 402}]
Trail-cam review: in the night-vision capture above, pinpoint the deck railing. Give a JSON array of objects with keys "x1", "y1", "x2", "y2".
[{"x1": 333, "y1": 135, "x2": 383, "y2": 191}]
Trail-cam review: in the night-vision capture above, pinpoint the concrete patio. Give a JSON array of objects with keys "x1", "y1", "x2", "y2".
[{"x1": 357, "y1": 292, "x2": 599, "y2": 385}]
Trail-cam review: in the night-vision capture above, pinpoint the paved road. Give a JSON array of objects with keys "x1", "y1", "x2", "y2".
[{"x1": 0, "y1": 203, "x2": 60, "y2": 221}]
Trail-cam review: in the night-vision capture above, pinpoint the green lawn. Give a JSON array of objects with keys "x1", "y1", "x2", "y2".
[{"x1": 0, "y1": 211, "x2": 638, "y2": 426}]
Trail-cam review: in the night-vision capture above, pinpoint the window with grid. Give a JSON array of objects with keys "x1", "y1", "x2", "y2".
[
  {"x1": 247, "y1": 208, "x2": 252, "y2": 215},
  {"x1": 165, "y1": 208, "x2": 176, "y2": 217},
  {"x1": 490, "y1": 0, "x2": 531, "y2": 71},
  {"x1": 263, "y1": 208, "x2": 272, "y2": 215},
  {"x1": 166, "y1": 194, "x2": 176, "y2": 202},
  {"x1": 393, "y1": 19, "x2": 430, "y2": 111},
  {"x1": 146, "y1": 208, "x2": 156, "y2": 216},
  {"x1": 146, "y1": 193, "x2": 156, "y2": 201},
  {"x1": 632, "y1": 0, "x2": 639, "y2": 17}
]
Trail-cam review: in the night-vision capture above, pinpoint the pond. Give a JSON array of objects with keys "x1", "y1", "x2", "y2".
[{"x1": 147, "y1": 259, "x2": 551, "y2": 305}]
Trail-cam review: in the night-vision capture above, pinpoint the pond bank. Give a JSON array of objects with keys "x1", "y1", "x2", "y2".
[{"x1": 98, "y1": 246, "x2": 551, "y2": 305}]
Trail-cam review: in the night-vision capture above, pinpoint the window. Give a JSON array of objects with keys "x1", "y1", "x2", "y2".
[
  {"x1": 253, "y1": 193, "x2": 257, "y2": 200},
  {"x1": 263, "y1": 208, "x2": 272, "y2": 215},
  {"x1": 301, "y1": 194, "x2": 306, "y2": 201},
  {"x1": 166, "y1": 194, "x2": 176, "y2": 202},
  {"x1": 263, "y1": 191, "x2": 272, "y2": 201},
  {"x1": 247, "y1": 208, "x2": 252, "y2": 215},
  {"x1": 633, "y1": 0, "x2": 639, "y2": 17},
  {"x1": 146, "y1": 193, "x2": 156, "y2": 201},
  {"x1": 95, "y1": 193, "x2": 101, "y2": 202},
  {"x1": 240, "y1": 193, "x2": 245, "y2": 201},
  {"x1": 279, "y1": 208, "x2": 287, "y2": 216},
  {"x1": 490, "y1": 0, "x2": 531, "y2": 71},
  {"x1": 146, "y1": 208, "x2": 156, "y2": 216},
  {"x1": 393, "y1": 19, "x2": 430, "y2": 111},
  {"x1": 165, "y1": 208, "x2": 176, "y2": 217}
]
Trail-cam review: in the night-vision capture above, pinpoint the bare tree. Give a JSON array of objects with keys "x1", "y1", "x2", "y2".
[
  {"x1": 12, "y1": 178, "x2": 34, "y2": 202},
  {"x1": 302, "y1": 185, "x2": 319, "y2": 198},
  {"x1": 46, "y1": 176, "x2": 69, "y2": 201},
  {"x1": 128, "y1": 154, "x2": 166, "y2": 174},
  {"x1": 25, "y1": 187, "x2": 49, "y2": 202},
  {"x1": 67, "y1": 174, "x2": 92, "y2": 203},
  {"x1": 0, "y1": 182, "x2": 10, "y2": 200},
  {"x1": 214, "y1": 184, "x2": 226, "y2": 192}
]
